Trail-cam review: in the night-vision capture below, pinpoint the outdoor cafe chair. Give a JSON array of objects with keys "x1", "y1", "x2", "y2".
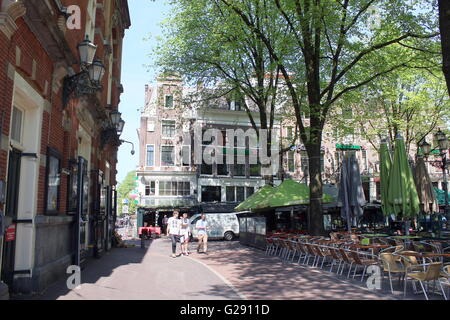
[
  {"x1": 338, "y1": 248, "x2": 356, "y2": 278},
  {"x1": 348, "y1": 250, "x2": 379, "y2": 281},
  {"x1": 404, "y1": 262, "x2": 447, "y2": 300},
  {"x1": 295, "y1": 242, "x2": 308, "y2": 265},
  {"x1": 265, "y1": 237, "x2": 275, "y2": 255},
  {"x1": 327, "y1": 247, "x2": 343, "y2": 273},
  {"x1": 312, "y1": 245, "x2": 332, "y2": 269},
  {"x1": 304, "y1": 243, "x2": 319, "y2": 267},
  {"x1": 398, "y1": 251, "x2": 430, "y2": 272},
  {"x1": 380, "y1": 252, "x2": 407, "y2": 295}
]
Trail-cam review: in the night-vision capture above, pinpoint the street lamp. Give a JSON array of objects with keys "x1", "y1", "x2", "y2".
[
  {"x1": 420, "y1": 129, "x2": 449, "y2": 225},
  {"x1": 63, "y1": 35, "x2": 106, "y2": 107}
]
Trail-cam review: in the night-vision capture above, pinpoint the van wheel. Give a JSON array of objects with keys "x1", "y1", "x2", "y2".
[{"x1": 224, "y1": 231, "x2": 234, "y2": 241}]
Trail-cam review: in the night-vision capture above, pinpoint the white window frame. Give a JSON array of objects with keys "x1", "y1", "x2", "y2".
[
  {"x1": 10, "y1": 105, "x2": 25, "y2": 146},
  {"x1": 160, "y1": 145, "x2": 176, "y2": 167},
  {"x1": 161, "y1": 119, "x2": 176, "y2": 139}
]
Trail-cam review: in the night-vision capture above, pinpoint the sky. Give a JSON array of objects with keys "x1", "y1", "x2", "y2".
[{"x1": 117, "y1": 0, "x2": 171, "y2": 183}]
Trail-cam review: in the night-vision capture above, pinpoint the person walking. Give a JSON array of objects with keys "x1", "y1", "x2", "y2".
[
  {"x1": 180, "y1": 213, "x2": 191, "y2": 256},
  {"x1": 162, "y1": 215, "x2": 169, "y2": 236},
  {"x1": 167, "y1": 211, "x2": 182, "y2": 258},
  {"x1": 196, "y1": 214, "x2": 209, "y2": 254}
]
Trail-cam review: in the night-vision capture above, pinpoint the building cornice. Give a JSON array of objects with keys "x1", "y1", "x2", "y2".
[{"x1": 0, "y1": 0, "x2": 26, "y2": 39}]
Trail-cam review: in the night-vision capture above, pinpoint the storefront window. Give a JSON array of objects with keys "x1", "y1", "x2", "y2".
[
  {"x1": 255, "y1": 217, "x2": 266, "y2": 235},
  {"x1": 67, "y1": 160, "x2": 78, "y2": 215}
]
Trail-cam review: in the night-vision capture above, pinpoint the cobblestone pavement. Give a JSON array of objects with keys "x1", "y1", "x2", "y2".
[{"x1": 30, "y1": 237, "x2": 446, "y2": 300}]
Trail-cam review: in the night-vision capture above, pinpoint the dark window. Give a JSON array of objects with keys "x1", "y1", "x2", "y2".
[
  {"x1": 226, "y1": 187, "x2": 235, "y2": 202},
  {"x1": 146, "y1": 145, "x2": 154, "y2": 166},
  {"x1": 45, "y1": 148, "x2": 61, "y2": 215},
  {"x1": 202, "y1": 186, "x2": 221, "y2": 203},
  {"x1": 236, "y1": 187, "x2": 245, "y2": 202},
  {"x1": 234, "y1": 149, "x2": 246, "y2": 177},
  {"x1": 165, "y1": 95, "x2": 174, "y2": 109},
  {"x1": 161, "y1": 146, "x2": 175, "y2": 166},
  {"x1": 145, "y1": 181, "x2": 156, "y2": 196},
  {"x1": 246, "y1": 187, "x2": 255, "y2": 198}
]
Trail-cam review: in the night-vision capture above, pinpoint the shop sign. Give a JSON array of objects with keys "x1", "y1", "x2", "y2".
[{"x1": 5, "y1": 224, "x2": 16, "y2": 242}]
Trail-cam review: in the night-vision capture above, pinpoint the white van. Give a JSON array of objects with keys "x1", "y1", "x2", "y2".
[{"x1": 189, "y1": 213, "x2": 239, "y2": 241}]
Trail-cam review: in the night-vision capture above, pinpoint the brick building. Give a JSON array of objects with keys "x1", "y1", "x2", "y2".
[{"x1": 0, "y1": 0, "x2": 130, "y2": 297}]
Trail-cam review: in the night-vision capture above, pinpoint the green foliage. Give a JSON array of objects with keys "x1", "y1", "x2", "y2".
[{"x1": 117, "y1": 171, "x2": 137, "y2": 216}]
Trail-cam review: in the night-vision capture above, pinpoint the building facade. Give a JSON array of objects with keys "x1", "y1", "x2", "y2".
[
  {"x1": 136, "y1": 76, "x2": 450, "y2": 226},
  {"x1": 0, "y1": 0, "x2": 130, "y2": 297}
]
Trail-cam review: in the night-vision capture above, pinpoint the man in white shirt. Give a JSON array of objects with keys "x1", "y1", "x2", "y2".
[
  {"x1": 195, "y1": 214, "x2": 209, "y2": 254},
  {"x1": 180, "y1": 212, "x2": 191, "y2": 256},
  {"x1": 167, "y1": 211, "x2": 182, "y2": 258}
]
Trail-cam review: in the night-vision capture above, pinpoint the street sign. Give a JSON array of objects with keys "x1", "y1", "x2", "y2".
[
  {"x1": 122, "y1": 198, "x2": 129, "y2": 204},
  {"x1": 122, "y1": 205, "x2": 129, "y2": 214}
]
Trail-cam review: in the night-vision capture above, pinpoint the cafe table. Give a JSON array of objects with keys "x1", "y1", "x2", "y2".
[{"x1": 348, "y1": 244, "x2": 390, "y2": 256}]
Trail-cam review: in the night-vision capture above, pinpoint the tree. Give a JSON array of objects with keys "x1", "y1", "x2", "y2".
[
  {"x1": 438, "y1": 0, "x2": 450, "y2": 95},
  {"x1": 328, "y1": 69, "x2": 450, "y2": 154},
  {"x1": 117, "y1": 171, "x2": 137, "y2": 216},
  {"x1": 217, "y1": 0, "x2": 440, "y2": 235},
  {"x1": 155, "y1": 0, "x2": 299, "y2": 184}
]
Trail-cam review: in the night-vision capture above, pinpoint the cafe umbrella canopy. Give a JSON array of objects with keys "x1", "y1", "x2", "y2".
[
  {"x1": 254, "y1": 180, "x2": 335, "y2": 210},
  {"x1": 414, "y1": 156, "x2": 439, "y2": 214},
  {"x1": 386, "y1": 134, "x2": 420, "y2": 228},
  {"x1": 338, "y1": 153, "x2": 367, "y2": 232},
  {"x1": 380, "y1": 139, "x2": 393, "y2": 216},
  {"x1": 234, "y1": 185, "x2": 275, "y2": 212}
]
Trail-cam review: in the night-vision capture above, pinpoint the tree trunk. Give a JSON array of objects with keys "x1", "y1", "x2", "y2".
[
  {"x1": 307, "y1": 143, "x2": 325, "y2": 236},
  {"x1": 439, "y1": 0, "x2": 450, "y2": 96}
]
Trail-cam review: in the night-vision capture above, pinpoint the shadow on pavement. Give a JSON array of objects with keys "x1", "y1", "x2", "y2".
[
  {"x1": 29, "y1": 239, "x2": 152, "y2": 300},
  {"x1": 191, "y1": 241, "x2": 441, "y2": 300}
]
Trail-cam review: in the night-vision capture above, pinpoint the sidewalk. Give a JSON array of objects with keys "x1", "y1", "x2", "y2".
[
  {"x1": 33, "y1": 238, "x2": 241, "y2": 300},
  {"x1": 30, "y1": 238, "x2": 442, "y2": 300}
]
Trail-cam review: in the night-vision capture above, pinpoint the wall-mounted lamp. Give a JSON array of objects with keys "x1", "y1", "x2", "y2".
[{"x1": 63, "y1": 35, "x2": 106, "y2": 107}]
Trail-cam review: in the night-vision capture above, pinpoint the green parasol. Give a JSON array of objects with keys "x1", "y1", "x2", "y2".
[
  {"x1": 255, "y1": 180, "x2": 335, "y2": 210},
  {"x1": 386, "y1": 135, "x2": 420, "y2": 218},
  {"x1": 234, "y1": 185, "x2": 274, "y2": 211},
  {"x1": 379, "y1": 140, "x2": 393, "y2": 216}
]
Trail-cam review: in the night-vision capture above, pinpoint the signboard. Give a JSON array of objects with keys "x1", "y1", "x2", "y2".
[
  {"x1": 122, "y1": 205, "x2": 129, "y2": 214},
  {"x1": 122, "y1": 198, "x2": 129, "y2": 204},
  {"x1": 5, "y1": 224, "x2": 16, "y2": 242},
  {"x1": 336, "y1": 144, "x2": 361, "y2": 150}
]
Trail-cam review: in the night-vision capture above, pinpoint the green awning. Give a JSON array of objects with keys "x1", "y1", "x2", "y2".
[
  {"x1": 234, "y1": 186, "x2": 275, "y2": 211},
  {"x1": 336, "y1": 144, "x2": 361, "y2": 150},
  {"x1": 255, "y1": 180, "x2": 335, "y2": 210}
]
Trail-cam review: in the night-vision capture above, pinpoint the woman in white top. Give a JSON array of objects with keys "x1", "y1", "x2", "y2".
[{"x1": 180, "y1": 213, "x2": 191, "y2": 256}]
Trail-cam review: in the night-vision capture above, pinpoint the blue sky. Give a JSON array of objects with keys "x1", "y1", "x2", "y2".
[{"x1": 117, "y1": 0, "x2": 171, "y2": 183}]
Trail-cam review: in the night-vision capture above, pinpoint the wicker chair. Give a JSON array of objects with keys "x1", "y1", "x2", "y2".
[
  {"x1": 380, "y1": 252, "x2": 407, "y2": 294},
  {"x1": 404, "y1": 262, "x2": 446, "y2": 300}
]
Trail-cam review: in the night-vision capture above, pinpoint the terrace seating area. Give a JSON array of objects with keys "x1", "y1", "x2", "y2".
[{"x1": 265, "y1": 231, "x2": 450, "y2": 300}]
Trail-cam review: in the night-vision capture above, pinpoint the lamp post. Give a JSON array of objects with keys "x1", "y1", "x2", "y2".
[
  {"x1": 63, "y1": 35, "x2": 106, "y2": 107},
  {"x1": 420, "y1": 129, "x2": 449, "y2": 224}
]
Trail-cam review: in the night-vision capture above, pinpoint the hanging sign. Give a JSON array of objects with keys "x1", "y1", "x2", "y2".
[{"x1": 5, "y1": 224, "x2": 16, "y2": 242}]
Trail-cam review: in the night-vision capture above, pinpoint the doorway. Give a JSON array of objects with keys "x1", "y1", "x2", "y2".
[{"x1": 1, "y1": 148, "x2": 22, "y2": 288}]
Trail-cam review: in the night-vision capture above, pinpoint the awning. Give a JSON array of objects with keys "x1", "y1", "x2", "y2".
[{"x1": 234, "y1": 186, "x2": 275, "y2": 211}]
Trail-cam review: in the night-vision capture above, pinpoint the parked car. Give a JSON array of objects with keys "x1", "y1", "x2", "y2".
[{"x1": 189, "y1": 213, "x2": 239, "y2": 241}]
